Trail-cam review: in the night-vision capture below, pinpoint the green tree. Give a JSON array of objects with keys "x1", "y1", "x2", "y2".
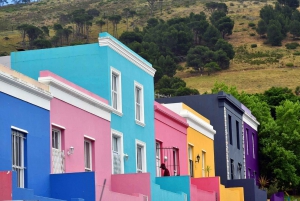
[
  {"x1": 25, "y1": 25, "x2": 43, "y2": 48},
  {"x1": 215, "y1": 16, "x2": 234, "y2": 39},
  {"x1": 214, "y1": 39, "x2": 235, "y2": 59},
  {"x1": 267, "y1": 21, "x2": 284, "y2": 46},
  {"x1": 41, "y1": 26, "x2": 49, "y2": 37},
  {"x1": 289, "y1": 20, "x2": 300, "y2": 38},
  {"x1": 187, "y1": 45, "x2": 215, "y2": 73},
  {"x1": 202, "y1": 25, "x2": 221, "y2": 48},
  {"x1": 278, "y1": 0, "x2": 299, "y2": 10},
  {"x1": 260, "y1": 5, "x2": 276, "y2": 24},
  {"x1": 256, "y1": 20, "x2": 267, "y2": 37},
  {"x1": 205, "y1": 62, "x2": 220, "y2": 75},
  {"x1": 209, "y1": 11, "x2": 226, "y2": 26},
  {"x1": 33, "y1": 39, "x2": 52, "y2": 49},
  {"x1": 96, "y1": 20, "x2": 106, "y2": 33}
]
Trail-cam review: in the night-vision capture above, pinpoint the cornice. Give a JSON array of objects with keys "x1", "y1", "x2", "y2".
[
  {"x1": 38, "y1": 76, "x2": 113, "y2": 114},
  {"x1": 180, "y1": 109, "x2": 216, "y2": 140},
  {"x1": 154, "y1": 105, "x2": 189, "y2": 128},
  {"x1": 98, "y1": 36, "x2": 156, "y2": 77},
  {"x1": 217, "y1": 93, "x2": 244, "y2": 114},
  {"x1": 243, "y1": 112, "x2": 260, "y2": 131},
  {"x1": 0, "y1": 71, "x2": 52, "y2": 101}
]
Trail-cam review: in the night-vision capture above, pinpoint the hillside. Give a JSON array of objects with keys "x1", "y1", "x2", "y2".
[{"x1": 1, "y1": 0, "x2": 300, "y2": 94}]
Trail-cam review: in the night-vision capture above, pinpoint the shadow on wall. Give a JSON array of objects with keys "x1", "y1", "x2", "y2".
[{"x1": 270, "y1": 192, "x2": 284, "y2": 201}]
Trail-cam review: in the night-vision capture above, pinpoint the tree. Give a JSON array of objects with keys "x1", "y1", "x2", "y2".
[
  {"x1": 215, "y1": 49, "x2": 230, "y2": 70},
  {"x1": 202, "y1": 25, "x2": 221, "y2": 48},
  {"x1": 119, "y1": 31, "x2": 143, "y2": 45},
  {"x1": 205, "y1": 62, "x2": 220, "y2": 75},
  {"x1": 209, "y1": 11, "x2": 226, "y2": 26},
  {"x1": 289, "y1": 20, "x2": 300, "y2": 38},
  {"x1": 215, "y1": 16, "x2": 234, "y2": 39},
  {"x1": 260, "y1": 5, "x2": 276, "y2": 24},
  {"x1": 63, "y1": 28, "x2": 72, "y2": 45},
  {"x1": 187, "y1": 45, "x2": 215, "y2": 73},
  {"x1": 41, "y1": 26, "x2": 49, "y2": 37},
  {"x1": 96, "y1": 20, "x2": 106, "y2": 33},
  {"x1": 25, "y1": 25, "x2": 43, "y2": 48},
  {"x1": 87, "y1": 9, "x2": 100, "y2": 17},
  {"x1": 0, "y1": 0, "x2": 8, "y2": 7},
  {"x1": 205, "y1": 2, "x2": 228, "y2": 14},
  {"x1": 214, "y1": 39, "x2": 235, "y2": 59},
  {"x1": 33, "y1": 39, "x2": 52, "y2": 49},
  {"x1": 278, "y1": 0, "x2": 299, "y2": 10},
  {"x1": 108, "y1": 15, "x2": 122, "y2": 37},
  {"x1": 256, "y1": 20, "x2": 267, "y2": 37},
  {"x1": 17, "y1": 24, "x2": 29, "y2": 48},
  {"x1": 267, "y1": 21, "x2": 284, "y2": 46}
]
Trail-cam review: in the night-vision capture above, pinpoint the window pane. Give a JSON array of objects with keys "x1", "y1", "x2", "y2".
[
  {"x1": 136, "y1": 104, "x2": 140, "y2": 120},
  {"x1": 137, "y1": 146, "x2": 143, "y2": 171}
]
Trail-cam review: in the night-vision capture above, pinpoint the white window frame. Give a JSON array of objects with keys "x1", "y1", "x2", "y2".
[
  {"x1": 135, "y1": 139, "x2": 147, "y2": 173},
  {"x1": 188, "y1": 144, "x2": 194, "y2": 177},
  {"x1": 202, "y1": 151, "x2": 206, "y2": 177},
  {"x1": 111, "y1": 129, "x2": 124, "y2": 174},
  {"x1": 111, "y1": 67, "x2": 122, "y2": 116},
  {"x1": 12, "y1": 129, "x2": 26, "y2": 188},
  {"x1": 84, "y1": 139, "x2": 93, "y2": 172},
  {"x1": 52, "y1": 129, "x2": 61, "y2": 150},
  {"x1": 252, "y1": 133, "x2": 255, "y2": 159},
  {"x1": 134, "y1": 81, "x2": 145, "y2": 126},
  {"x1": 156, "y1": 141, "x2": 161, "y2": 177}
]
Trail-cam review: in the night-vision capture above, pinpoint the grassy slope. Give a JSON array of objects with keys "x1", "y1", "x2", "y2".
[{"x1": 1, "y1": 0, "x2": 300, "y2": 94}]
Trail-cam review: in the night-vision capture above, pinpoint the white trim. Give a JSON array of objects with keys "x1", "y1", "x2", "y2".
[
  {"x1": 111, "y1": 129, "x2": 124, "y2": 174},
  {"x1": 202, "y1": 149, "x2": 206, "y2": 153},
  {"x1": 98, "y1": 37, "x2": 156, "y2": 77},
  {"x1": 0, "y1": 71, "x2": 52, "y2": 110},
  {"x1": 11, "y1": 126, "x2": 28, "y2": 134},
  {"x1": 110, "y1": 67, "x2": 122, "y2": 114},
  {"x1": 84, "y1": 135, "x2": 96, "y2": 141},
  {"x1": 39, "y1": 76, "x2": 112, "y2": 121},
  {"x1": 188, "y1": 143, "x2": 194, "y2": 147},
  {"x1": 180, "y1": 110, "x2": 216, "y2": 140},
  {"x1": 134, "y1": 81, "x2": 145, "y2": 125},
  {"x1": 51, "y1": 123, "x2": 66, "y2": 130},
  {"x1": 162, "y1": 103, "x2": 215, "y2": 140},
  {"x1": 243, "y1": 112, "x2": 260, "y2": 131},
  {"x1": 135, "y1": 139, "x2": 147, "y2": 173}
]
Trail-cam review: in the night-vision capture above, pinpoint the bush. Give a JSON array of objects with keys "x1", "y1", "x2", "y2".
[
  {"x1": 285, "y1": 42, "x2": 299, "y2": 49},
  {"x1": 230, "y1": 2, "x2": 234, "y2": 6},
  {"x1": 250, "y1": 33, "x2": 256, "y2": 36},
  {"x1": 286, "y1": 62, "x2": 294, "y2": 67},
  {"x1": 293, "y1": 51, "x2": 300, "y2": 55},
  {"x1": 251, "y1": 44, "x2": 257, "y2": 48},
  {"x1": 248, "y1": 22, "x2": 256, "y2": 27},
  {"x1": 239, "y1": 22, "x2": 244, "y2": 25}
]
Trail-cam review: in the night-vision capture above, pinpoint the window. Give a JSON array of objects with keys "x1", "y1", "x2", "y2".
[
  {"x1": 236, "y1": 121, "x2": 240, "y2": 149},
  {"x1": 173, "y1": 148, "x2": 179, "y2": 176},
  {"x1": 52, "y1": 129, "x2": 64, "y2": 173},
  {"x1": 84, "y1": 140, "x2": 92, "y2": 172},
  {"x1": 188, "y1": 145, "x2": 194, "y2": 177},
  {"x1": 238, "y1": 163, "x2": 242, "y2": 179},
  {"x1": 248, "y1": 168, "x2": 251, "y2": 178},
  {"x1": 253, "y1": 171, "x2": 256, "y2": 180},
  {"x1": 134, "y1": 81, "x2": 144, "y2": 125},
  {"x1": 136, "y1": 140, "x2": 146, "y2": 173},
  {"x1": 112, "y1": 130, "x2": 123, "y2": 174},
  {"x1": 111, "y1": 67, "x2": 122, "y2": 113},
  {"x1": 230, "y1": 159, "x2": 234, "y2": 180},
  {"x1": 202, "y1": 151, "x2": 206, "y2": 177},
  {"x1": 156, "y1": 142, "x2": 161, "y2": 177},
  {"x1": 228, "y1": 115, "x2": 232, "y2": 145},
  {"x1": 252, "y1": 133, "x2": 255, "y2": 158},
  {"x1": 12, "y1": 129, "x2": 26, "y2": 188},
  {"x1": 245, "y1": 129, "x2": 249, "y2": 155}
]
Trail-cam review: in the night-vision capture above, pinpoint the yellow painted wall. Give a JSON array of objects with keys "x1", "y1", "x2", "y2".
[
  {"x1": 183, "y1": 103, "x2": 215, "y2": 178},
  {"x1": 220, "y1": 185, "x2": 244, "y2": 201}
]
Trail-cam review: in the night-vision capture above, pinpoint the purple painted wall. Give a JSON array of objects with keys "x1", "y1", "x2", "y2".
[{"x1": 270, "y1": 192, "x2": 284, "y2": 201}]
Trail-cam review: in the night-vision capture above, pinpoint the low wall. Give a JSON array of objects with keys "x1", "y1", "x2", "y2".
[
  {"x1": 190, "y1": 184, "x2": 216, "y2": 201},
  {"x1": 152, "y1": 183, "x2": 186, "y2": 201},
  {"x1": 270, "y1": 192, "x2": 284, "y2": 201},
  {"x1": 0, "y1": 171, "x2": 12, "y2": 200},
  {"x1": 50, "y1": 172, "x2": 95, "y2": 201},
  {"x1": 226, "y1": 179, "x2": 267, "y2": 201},
  {"x1": 191, "y1": 177, "x2": 220, "y2": 201},
  {"x1": 111, "y1": 173, "x2": 151, "y2": 200}
]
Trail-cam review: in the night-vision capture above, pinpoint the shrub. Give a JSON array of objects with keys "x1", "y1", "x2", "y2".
[
  {"x1": 239, "y1": 22, "x2": 244, "y2": 25},
  {"x1": 285, "y1": 42, "x2": 299, "y2": 49},
  {"x1": 286, "y1": 62, "x2": 294, "y2": 67},
  {"x1": 293, "y1": 51, "x2": 300, "y2": 55},
  {"x1": 251, "y1": 44, "x2": 257, "y2": 48},
  {"x1": 242, "y1": 28, "x2": 248, "y2": 31},
  {"x1": 230, "y1": 2, "x2": 234, "y2": 6},
  {"x1": 250, "y1": 33, "x2": 256, "y2": 36},
  {"x1": 248, "y1": 22, "x2": 256, "y2": 27}
]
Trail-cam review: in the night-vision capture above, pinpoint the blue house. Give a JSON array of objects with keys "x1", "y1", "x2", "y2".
[
  {"x1": 0, "y1": 65, "x2": 62, "y2": 200},
  {"x1": 156, "y1": 92, "x2": 267, "y2": 201},
  {"x1": 11, "y1": 32, "x2": 186, "y2": 200}
]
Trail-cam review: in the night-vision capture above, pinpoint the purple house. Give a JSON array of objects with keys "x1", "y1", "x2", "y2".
[{"x1": 241, "y1": 104, "x2": 260, "y2": 184}]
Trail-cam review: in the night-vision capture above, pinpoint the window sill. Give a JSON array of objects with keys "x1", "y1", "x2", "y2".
[
  {"x1": 135, "y1": 120, "x2": 145, "y2": 127},
  {"x1": 112, "y1": 109, "x2": 123, "y2": 117}
]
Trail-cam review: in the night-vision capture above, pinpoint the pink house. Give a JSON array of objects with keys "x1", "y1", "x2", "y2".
[
  {"x1": 154, "y1": 101, "x2": 189, "y2": 177},
  {"x1": 39, "y1": 71, "x2": 148, "y2": 201}
]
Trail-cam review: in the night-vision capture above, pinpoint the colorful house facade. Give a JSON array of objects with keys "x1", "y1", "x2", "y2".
[
  {"x1": 241, "y1": 104, "x2": 260, "y2": 184},
  {"x1": 11, "y1": 32, "x2": 186, "y2": 200}
]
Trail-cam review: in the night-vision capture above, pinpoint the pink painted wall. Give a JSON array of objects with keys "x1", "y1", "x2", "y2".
[
  {"x1": 51, "y1": 98, "x2": 111, "y2": 200},
  {"x1": 154, "y1": 102, "x2": 189, "y2": 176},
  {"x1": 190, "y1": 184, "x2": 216, "y2": 201},
  {"x1": 0, "y1": 171, "x2": 12, "y2": 200},
  {"x1": 40, "y1": 71, "x2": 108, "y2": 104},
  {"x1": 111, "y1": 173, "x2": 151, "y2": 200},
  {"x1": 191, "y1": 177, "x2": 221, "y2": 201}
]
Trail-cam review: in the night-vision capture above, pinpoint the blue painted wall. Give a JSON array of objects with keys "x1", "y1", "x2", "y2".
[
  {"x1": 11, "y1": 33, "x2": 156, "y2": 181},
  {"x1": 156, "y1": 92, "x2": 245, "y2": 185},
  {"x1": 0, "y1": 92, "x2": 51, "y2": 197},
  {"x1": 50, "y1": 172, "x2": 95, "y2": 201}
]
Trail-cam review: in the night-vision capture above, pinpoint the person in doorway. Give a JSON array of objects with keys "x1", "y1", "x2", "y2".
[{"x1": 160, "y1": 163, "x2": 170, "y2": 176}]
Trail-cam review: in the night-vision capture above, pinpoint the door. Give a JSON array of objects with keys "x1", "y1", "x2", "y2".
[
  {"x1": 52, "y1": 129, "x2": 64, "y2": 173},
  {"x1": 112, "y1": 135, "x2": 122, "y2": 174}
]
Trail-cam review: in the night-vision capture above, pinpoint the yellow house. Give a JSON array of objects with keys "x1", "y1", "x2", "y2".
[{"x1": 162, "y1": 103, "x2": 216, "y2": 178}]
